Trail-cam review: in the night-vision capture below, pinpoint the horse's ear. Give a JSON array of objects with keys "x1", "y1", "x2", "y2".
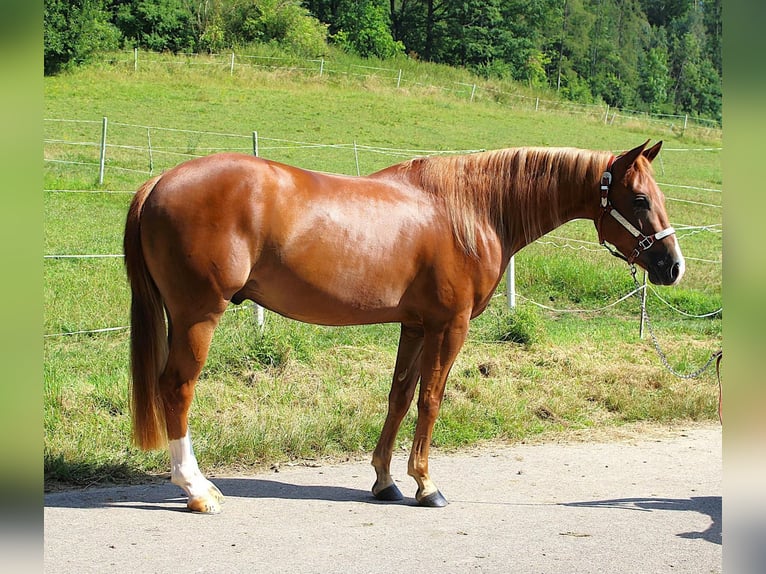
[
  {"x1": 642, "y1": 140, "x2": 663, "y2": 162},
  {"x1": 612, "y1": 140, "x2": 650, "y2": 174}
]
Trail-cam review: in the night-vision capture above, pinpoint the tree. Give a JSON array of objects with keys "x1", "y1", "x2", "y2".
[
  {"x1": 336, "y1": 0, "x2": 403, "y2": 58},
  {"x1": 701, "y1": 0, "x2": 721, "y2": 74},
  {"x1": 666, "y1": 5, "x2": 720, "y2": 119},
  {"x1": 440, "y1": 0, "x2": 504, "y2": 67},
  {"x1": 639, "y1": 0, "x2": 689, "y2": 27},
  {"x1": 639, "y1": 45, "x2": 670, "y2": 111},
  {"x1": 114, "y1": 0, "x2": 197, "y2": 52},
  {"x1": 496, "y1": 0, "x2": 548, "y2": 84},
  {"x1": 45, "y1": 0, "x2": 121, "y2": 74},
  {"x1": 388, "y1": 0, "x2": 450, "y2": 61}
]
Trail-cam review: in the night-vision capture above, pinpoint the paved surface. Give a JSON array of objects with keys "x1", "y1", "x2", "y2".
[{"x1": 44, "y1": 426, "x2": 721, "y2": 573}]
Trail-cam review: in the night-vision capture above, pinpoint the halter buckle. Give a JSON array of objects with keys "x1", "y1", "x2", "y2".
[
  {"x1": 600, "y1": 172, "x2": 612, "y2": 207},
  {"x1": 638, "y1": 235, "x2": 654, "y2": 251}
]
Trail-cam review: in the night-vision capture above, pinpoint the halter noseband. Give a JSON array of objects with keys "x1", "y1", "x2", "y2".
[{"x1": 596, "y1": 156, "x2": 676, "y2": 264}]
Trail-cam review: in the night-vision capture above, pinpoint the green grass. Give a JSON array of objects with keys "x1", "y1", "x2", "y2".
[{"x1": 44, "y1": 51, "x2": 722, "y2": 489}]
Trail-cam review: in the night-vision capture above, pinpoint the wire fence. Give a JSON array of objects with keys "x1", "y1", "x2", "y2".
[
  {"x1": 43, "y1": 119, "x2": 722, "y2": 341},
  {"x1": 101, "y1": 49, "x2": 721, "y2": 135}
]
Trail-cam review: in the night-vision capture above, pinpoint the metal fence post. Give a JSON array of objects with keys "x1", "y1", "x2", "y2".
[
  {"x1": 98, "y1": 116, "x2": 108, "y2": 185},
  {"x1": 639, "y1": 271, "x2": 648, "y2": 338},
  {"x1": 252, "y1": 130, "x2": 264, "y2": 330},
  {"x1": 147, "y1": 127, "x2": 153, "y2": 174},
  {"x1": 354, "y1": 140, "x2": 360, "y2": 176},
  {"x1": 506, "y1": 256, "x2": 516, "y2": 309}
]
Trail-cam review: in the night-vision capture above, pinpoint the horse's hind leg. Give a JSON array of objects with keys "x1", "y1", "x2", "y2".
[
  {"x1": 161, "y1": 313, "x2": 224, "y2": 513},
  {"x1": 371, "y1": 324, "x2": 424, "y2": 501}
]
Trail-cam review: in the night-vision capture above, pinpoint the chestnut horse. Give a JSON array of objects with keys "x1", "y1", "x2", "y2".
[{"x1": 124, "y1": 140, "x2": 684, "y2": 512}]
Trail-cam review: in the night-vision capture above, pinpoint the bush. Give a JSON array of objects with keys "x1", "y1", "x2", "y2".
[
  {"x1": 44, "y1": 0, "x2": 121, "y2": 74},
  {"x1": 474, "y1": 304, "x2": 543, "y2": 346},
  {"x1": 224, "y1": 0, "x2": 328, "y2": 56},
  {"x1": 114, "y1": 0, "x2": 197, "y2": 53}
]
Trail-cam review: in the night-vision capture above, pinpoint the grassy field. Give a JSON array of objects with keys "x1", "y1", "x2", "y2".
[{"x1": 44, "y1": 52, "x2": 722, "y2": 488}]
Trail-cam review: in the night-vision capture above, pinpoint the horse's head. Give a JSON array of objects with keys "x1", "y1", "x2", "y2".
[{"x1": 596, "y1": 140, "x2": 685, "y2": 286}]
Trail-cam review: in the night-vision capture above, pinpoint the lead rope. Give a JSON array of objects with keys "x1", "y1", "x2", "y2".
[{"x1": 629, "y1": 265, "x2": 723, "y2": 423}]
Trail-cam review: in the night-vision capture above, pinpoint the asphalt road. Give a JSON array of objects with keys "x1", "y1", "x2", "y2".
[{"x1": 44, "y1": 425, "x2": 721, "y2": 574}]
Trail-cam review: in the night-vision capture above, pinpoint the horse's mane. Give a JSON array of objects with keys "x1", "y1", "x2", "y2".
[{"x1": 404, "y1": 147, "x2": 613, "y2": 256}]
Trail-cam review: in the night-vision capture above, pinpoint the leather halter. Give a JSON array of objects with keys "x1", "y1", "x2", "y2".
[{"x1": 596, "y1": 156, "x2": 676, "y2": 264}]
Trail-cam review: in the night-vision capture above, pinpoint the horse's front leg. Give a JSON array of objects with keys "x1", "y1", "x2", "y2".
[
  {"x1": 163, "y1": 317, "x2": 225, "y2": 514},
  {"x1": 408, "y1": 317, "x2": 469, "y2": 507},
  {"x1": 371, "y1": 324, "x2": 424, "y2": 501}
]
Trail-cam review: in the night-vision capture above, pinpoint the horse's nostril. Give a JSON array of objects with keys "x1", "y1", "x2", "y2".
[{"x1": 670, "y1": 262, "x2": 680, "y2": 281}]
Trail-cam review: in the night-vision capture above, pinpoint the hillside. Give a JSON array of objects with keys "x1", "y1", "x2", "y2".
[{"x1": 44, "y1": 0, "x2": 722, "y2": 123}]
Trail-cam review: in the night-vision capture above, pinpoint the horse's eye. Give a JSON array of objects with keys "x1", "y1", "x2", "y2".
[{"x1": 633, "y1": 196, "x2": 651, "y2": 211}]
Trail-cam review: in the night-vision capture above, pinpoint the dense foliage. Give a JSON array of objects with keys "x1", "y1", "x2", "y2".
[{"x1": 44, "y1": 0, "x2": 721, "y2": 120}]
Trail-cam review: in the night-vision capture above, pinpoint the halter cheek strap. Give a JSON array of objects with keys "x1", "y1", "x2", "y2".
[{"x1": 597, "y1": 157, "x2": 676, "y2": 264}]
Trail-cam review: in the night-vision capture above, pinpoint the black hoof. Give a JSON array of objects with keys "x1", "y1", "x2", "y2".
[
  {"x1": 417, "y1": 490, "x2": 449, "y2": 508},
  {"x1": 373, "y1": 483, "x2": 404, "y2": 501}
]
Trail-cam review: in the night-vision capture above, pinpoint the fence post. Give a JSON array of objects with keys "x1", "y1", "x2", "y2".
[
  {"x1": 147, "y1": 127, "x2": 153, "y2": 174},
  {"x1": 98, "y1": 116, "x2": 108, "y2": 185},
  {"x1": 319, "y1": 58, "x2": 324, "y2": 77},
  {"x1": 397, "y1": 69, "x2": 402, "y2": 88},
  {"x1": 470, "y1": 84, "x2": 476, "y2": 102},
  {"x1": 134, "y1": 48, "x2": 138, "y2": 72},
  {"x1": 230, "y1": 53, "x2": 235, "y2": 76},
  {"x1": 251, "y1": 130, "x2": 265, "y2": 331},
  {"x1": 604, "y1": 104, "x2": 609, "y2": 124},
  {"x1": 506, "y1": 256, "x2": 516, "y2": 309},
  {"x1": 353, "y1": 140, "x2": 360, "y2": 176},
  {"x1": 535, "y1": 97, "x2": 539, "y2": 111},
  {"x1": 639, "y1": 271, "x2": 648, "y2": 338}
]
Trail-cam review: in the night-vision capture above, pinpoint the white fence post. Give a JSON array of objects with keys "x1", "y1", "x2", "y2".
[
  {"x1": 639, "y1": 271, "x2": 648, "y2": 338},
  {"x1": 98, "y1": 116, "x2": 108, "y2": 185},
  {"x1": 319, "y1": 58, "x2": 324, "y2": 77},
  {"x1": 147, "y1": 127, "x2": 153, "y2": 174},
  {"x1": 134, "y1": 48, "x2": 138, "y2": 72},
  {"x1": 252, "y1": 130, "x2": 265, "y2": 331},
  {"x1": 506, "y1": 256, "x2": 516, "y2": 309},
  {"x1": 353, "y1": 140, "x2": 360, "y2": 176},
  {"x1": 396, "y1": 69, "x2": 402, "y2": 88}
]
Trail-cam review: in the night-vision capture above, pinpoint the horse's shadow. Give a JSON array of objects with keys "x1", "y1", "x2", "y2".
[
  {"x1": 561, "y1": 496, "x2": 722, "y2": 545},
  {"x1": 44, "y1": 477, "x2": 402, "y2": 512},
  {"x1": 46, "y1": 481, "x2": 722, "y2": 546}
]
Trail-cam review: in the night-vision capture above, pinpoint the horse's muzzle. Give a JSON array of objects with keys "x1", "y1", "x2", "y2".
[{"x1": 646, "y1": 251, "x2": 685, "y2": 286}]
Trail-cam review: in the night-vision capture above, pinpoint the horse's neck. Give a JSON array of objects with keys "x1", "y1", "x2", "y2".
[{"x1": 504, "y1": 151, "x2": 602, "y2": 254}]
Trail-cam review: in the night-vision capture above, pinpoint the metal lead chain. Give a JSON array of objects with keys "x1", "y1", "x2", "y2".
[{"x1": 630, "y1": 265, "x2": 722, "y2": 379}]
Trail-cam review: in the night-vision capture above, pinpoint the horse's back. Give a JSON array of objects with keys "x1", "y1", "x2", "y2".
[{"x1": 137, "y1": 153, "x2": 450, "y2": 324}]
